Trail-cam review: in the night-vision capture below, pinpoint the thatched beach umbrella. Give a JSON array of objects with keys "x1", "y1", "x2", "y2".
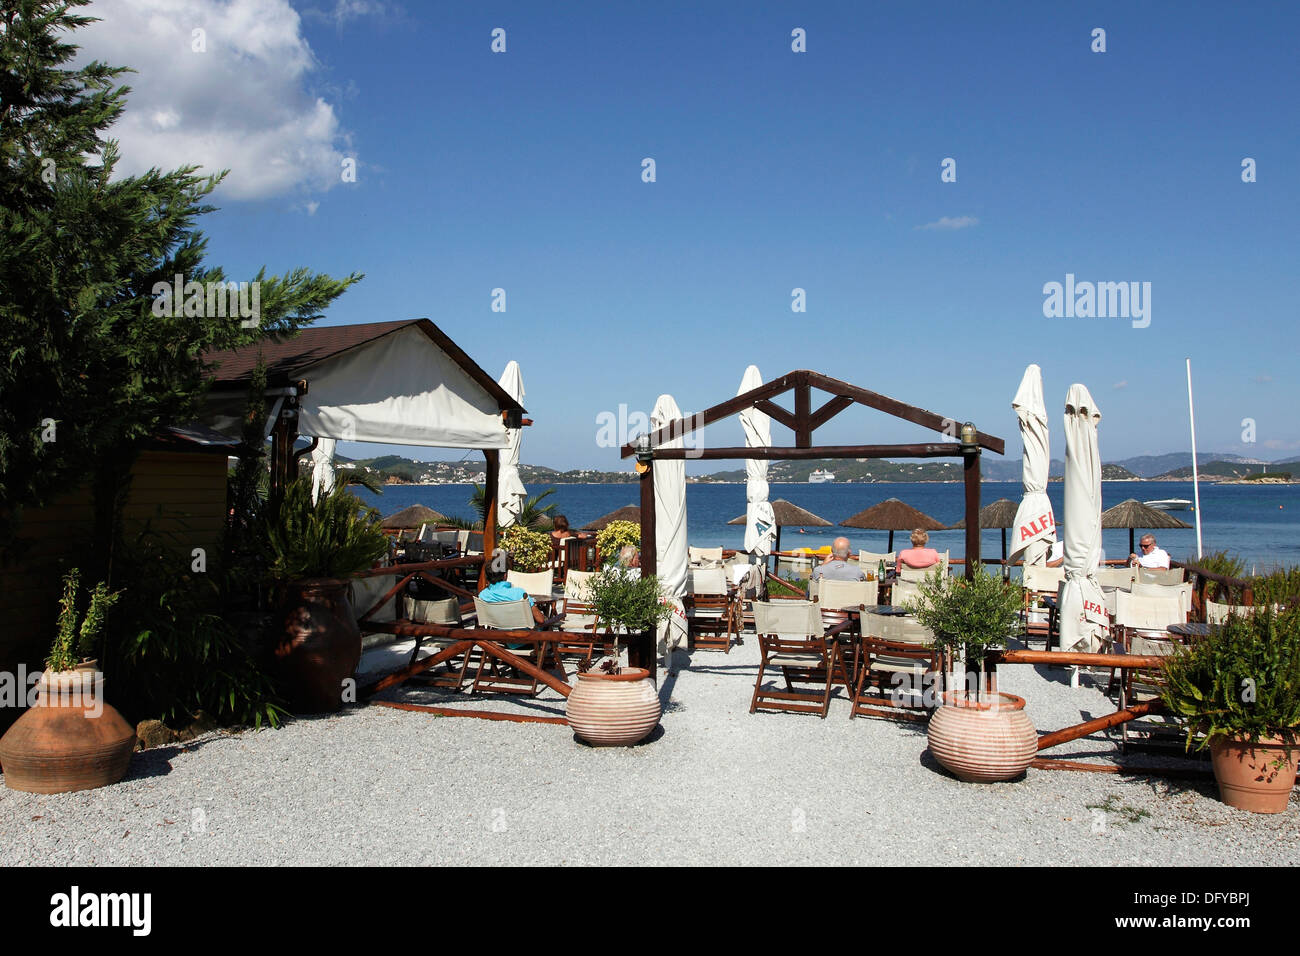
[
  {"x1": 728, "y1": 498, "x2": 831, "y2": 555},
  {"x1": 382, "y1": 504, "x2": 448, "y2": 530},
  {"x1": 1101, "y1": 499, "x2": 1192, "y2": 555},
  {"x1": 581, "y1": 505, "x2": 641, "y2": 531},
  {"x1": 839, "y1": 498, "x2": 947, "y2": 552},
  {"x1": 948, "y1": 498, "x2": 1020, "y2": 563}
]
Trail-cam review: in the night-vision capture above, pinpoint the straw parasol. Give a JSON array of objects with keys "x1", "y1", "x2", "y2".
[
  {"x1": 728, "y1": 498, "x2": 831, "y2": 555},
  {"x1": 382, "y1": 504, "x2": 449, "y2": 530},
  {"x1": 1101, "y1": 499, "x2": 1192, "y2": 555},
  {"x1": 581, "y1": 505, "x2": 641, "y2": 531},
  {"x1": 839, "y1": 498, "x2": 947, "y2": 552},
  {"x1": 948, "y1": 498, "x2": 1020, "y2": 563}
]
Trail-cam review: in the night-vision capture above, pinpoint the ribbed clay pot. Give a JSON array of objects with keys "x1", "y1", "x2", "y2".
[
  {"x1": 273, "y1": 578, "x2": 361, "y2": 714},
  {"x1": 927, "y1": 691, "x2": 1038, "y2": 782},
  {"x1": 0, "y1": 669, "x2": 136, "y2": 794},
  {"x1": 1210, "y1": 735, "x2": 1298, "y2": 814},
  {"x1": 566, "y1": 667, "x2": 661, "y2": 746}
]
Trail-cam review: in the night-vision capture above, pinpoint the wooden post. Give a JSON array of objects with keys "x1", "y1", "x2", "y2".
[
  {"x1": 632, "y1": 457, "x2": 657, "y2": 677},
  {"x1": 269, "y1": 391, "x2": 300, "y2": 496},
  {"x1": 478, "y1": 449, "x2": 499, "y2": 592},
  {"x1": 963, "y1": 443, "x2": 982, "y2": 690}
]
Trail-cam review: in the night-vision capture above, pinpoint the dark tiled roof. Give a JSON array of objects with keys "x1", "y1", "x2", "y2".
[{"x1": 203, "y1": 319, "x2": 523, "y2": 414}]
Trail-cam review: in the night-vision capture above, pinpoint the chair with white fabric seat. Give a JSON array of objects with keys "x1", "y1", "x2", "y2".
[
  {"x1": 470, "y1": 597, "x2": 550, "y2": 695},
  {"x1": 853, "y1": 613, "x2": 937, "y2": 720},
  {"x1": 858, "y1": 550, "x2": 895, "y2": 573},
  {"x1": 1095, "y1": 567, "x2": 1136, "y2": 590},
  {"x1": 817, "y1": 578, "x2": 878, "y2": 611},
  {"x1": 688, "y1": 546, "x2": 724, "y2": 566},
  {"x1": 1021, "y1": 565, "x2": 1067, "y2": 647},
  {"x1": 1205, "y1": 600, "x2": 1279, "y2": 625},
  {"x1": 407, "y1": 596, "x2": 473, "y2": 689},
  {"x1": 749, "y1": 600, "x2": 841, "y2": 718},
  {"x1": 1137, "y1": 566, "x2": 1184, "y2": 586},
  {"x1": 891, "y1": 579, "x2": 922, "y2": 610},
  {"x1": 686, "y1": 566, "x2": 734, "y2": 652},
  {"x1": 1131, "y1": 580, "x2": 1193, "y2": 618}
]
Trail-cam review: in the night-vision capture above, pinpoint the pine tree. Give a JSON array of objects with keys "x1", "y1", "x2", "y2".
[{"x1": 0, "y1": 1, "x2": 362, "y2": 579}]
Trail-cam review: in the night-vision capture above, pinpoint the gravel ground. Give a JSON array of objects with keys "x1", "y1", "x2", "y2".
[{"x1": 3, "y1": 633, "x2": 1297, "y2": 866}]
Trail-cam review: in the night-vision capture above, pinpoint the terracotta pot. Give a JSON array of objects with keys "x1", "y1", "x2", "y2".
[
  {"x1": 566, "y1": 667, "x2": 661, "y2": 746},
  {"x1": 0, "y1": 669, "x2": 136, "y2": 794},
  {"x1": 927, "y1": 691, "x2": 1038, "y2": 782},
  {"x1": 1210, "y1": 735, "x2": 1298, "y2": 814},
  {"x1": 273, "y1": 578, "x2": 361, "y2": 714}
]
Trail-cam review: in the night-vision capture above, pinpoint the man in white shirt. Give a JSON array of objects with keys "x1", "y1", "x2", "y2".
[{"x1": 1130, "y1": 533, "x2": 1170, "y2": 569}]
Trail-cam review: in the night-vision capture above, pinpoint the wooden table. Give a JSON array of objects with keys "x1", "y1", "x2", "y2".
[{"x1": 1167, "y1": 621, "x2": 1215, "y2": 641}]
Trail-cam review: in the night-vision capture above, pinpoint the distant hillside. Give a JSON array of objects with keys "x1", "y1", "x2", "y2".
[
  {"x1": 1154, "y1": 460, "x2": 1261, "y2": 480},
  {"x1": 1101, "y1": 464, "x2": 1140, "y2": 480},
  {"x1": 1115, "y1": 452, "x2": 1268, "y2": 478}
]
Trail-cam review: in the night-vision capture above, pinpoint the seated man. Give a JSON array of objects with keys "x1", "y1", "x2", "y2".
[
  {"x1": 477, "y1": 568, "x2": 547, "y2": 633},
  {"x1": 896, "y1": 529, "x2": 940, "y2": 575},
  {"x1": 1130, "y1": 533, "x2": 1171, "y2": 569},
  {"x1": 808, "y1": 536, "x2": 866, "y2": 592},
  {"x1": 615, "y1": 544, "x2": 641, "y2": 579}
]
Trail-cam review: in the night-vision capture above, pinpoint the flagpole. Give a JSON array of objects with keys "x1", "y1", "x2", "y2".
[{"x1": 1186, "y1": 358, "x2": 1203, "y2": 559}]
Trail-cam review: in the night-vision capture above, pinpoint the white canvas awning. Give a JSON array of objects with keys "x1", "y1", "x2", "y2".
[
  {"x1": 496, "y1": 360, "x2": 527, "y2": 526},
  {"x1": 738, "y1": 365, "x2": 777, "y2": 557},
  {"x1": 1057, "y1": 383, "x2": 1109, "y2": 655},
  {"x1": 652, "y1": 394, "x2": 689, "y2": 658}
]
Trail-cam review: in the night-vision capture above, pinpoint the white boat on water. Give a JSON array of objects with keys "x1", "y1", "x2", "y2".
[
  {"x1": 1144, "y1": 498, "x2": 1193, "y2": 511},
  {"x1": 809, "y1": 469, "x2": 835, "y2": 483}
]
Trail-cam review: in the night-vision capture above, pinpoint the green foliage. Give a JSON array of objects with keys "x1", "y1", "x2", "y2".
[
  {"x1": 0, "y1": 3, "x2": 360, "y2": 554},
  {"x1": 586, "y1": 568, "x2": 675, "y2": 670},
  {"x1": 104, "y1": 531, "x2": 286, "y2": 729},
  {"x1": 1191, "y1": 550, "x2": 1247, "y2": 603},
  {"x1": 596, "y1": 520, "x2": 641, "y2": 565},
  {"x1": 1161, "y1": 607, "x2": 1300, "y2": 751},
  {"x1": 499, "y1": 525, "x2": 551, "y2": 573},
  {"x1": 1253, "y1": 566, "x2": 1300, "y2": 610},
  {"x1": 467, "y1": 484, "x2": 558, "y2": 530},
  {"x1": 265, "y1": 477, "x2": 389, "y2": 581},
  {"x1": 46, "y1": 568, "x2": 118, "y2": 671},
  {"x1": 909, "y1": 564, "x2": 1023, "y2": 665}
]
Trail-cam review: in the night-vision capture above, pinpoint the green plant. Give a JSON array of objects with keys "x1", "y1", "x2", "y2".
[
  {"x1": 265, "y1": 477, "x2": 389, "y2": 580},
  {"x1": 1253, "y1": 566, "x2": 1300, "y2": 611},
  {"x1": 585, "y1": 568, "x2": 676, "y2": 672},
  {"x1": 1191, "y1": 550, "x2": 1247, "y2": 603},
  {"x1": 46, "y1": 569, "x2": 119, "y2": 672},
  {"x1": 500, "y1": 525, "x2": 552, "y2": 572},
  {"x1": 596, "y1": 520, "x2": 641, "y2": 565},
  {"x1": 1161, "y1": 606, "x2": 1300, "y2": 752},
  {"x1": 909, "y1": 564, "x2": 1023, "y2": 698},
  {"x1": 105, "y1": 530, "x2": 286, "y2": 729}
]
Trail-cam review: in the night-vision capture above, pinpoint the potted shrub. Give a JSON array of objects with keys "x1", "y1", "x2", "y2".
[
  {"x1": 499, "y1": 525, "x2": 552, "y2": 573},
  {"x1": 565, "y1": 568, "x2": 674, "y2": 746},
  {"x1": 908, "y1": 565, "x2": 1036, "y2": 782},
  {"x1": 1161, "y1": 606, "x2": 1300, "y2": 813},
  {"x1": 0, "y1": 570, "x2": 136, "y2": 794},
  {"x1": 595, "y1": 520, "x2": 640, "y2": 567},
  {"x1": 265, "y1": 477, "x2": 389, "y2": 713}
]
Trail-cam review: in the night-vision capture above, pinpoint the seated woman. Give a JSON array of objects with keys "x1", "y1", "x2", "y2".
[
  {"x1": 550, "y1": 515, "x2": 574, "y2": 541},
  {"x1": 896, "y1": 529, "x2": 941, "y2": 575}
]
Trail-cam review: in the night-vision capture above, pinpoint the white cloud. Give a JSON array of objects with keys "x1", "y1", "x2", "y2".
[
  {"x1": 78, "y1": 0, "x2": 352, "y2": 200},
  {"x1": 1252, "y1": 373, "x2": 1273, "y2": 384},
  {"x1": 304, "y1": 200, "x2": 320, "y2": 216},
  {"x1": 916, "y1": 215, "x2": 979, "y2": 231},
  {"x1": 304, "y1": 0, "x2": 396, "y2": 27},
  {"x1": 1113, "y1": 381, "x2": 1128, "y2": 390}
]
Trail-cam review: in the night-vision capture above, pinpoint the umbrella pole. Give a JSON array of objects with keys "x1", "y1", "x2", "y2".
[
  {"x1": 888, "y1": 530, "x2": 894, "y2": 552},
  {"x1": 1001, "y1": 529, "x2": 1007, "y2": 567},
  {"x1": 1129, "y1": 527, "x2": 1135, "y2": 556}
]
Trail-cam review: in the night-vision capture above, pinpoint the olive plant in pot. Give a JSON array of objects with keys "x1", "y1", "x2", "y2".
[
  {"x1": 0, "y1": 570, "x2": 135, "y2": 794},
  {"x1": 264, "y1": 477, "x2": 389, "y2": 713},
  {"x1": 1161, "y1": 606, "x2": 1300, "y2": 813},
  {"x1": 565, "y1": 568, "x2": 675, "y2": 746},
  {"x1": 908, "y1": 565, "x2": 1035, "y2": 782}
]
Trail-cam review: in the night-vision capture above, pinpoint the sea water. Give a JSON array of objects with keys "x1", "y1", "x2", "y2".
[{"x1": 353, "y1": 480, "x2": 1300, "y2": 572}]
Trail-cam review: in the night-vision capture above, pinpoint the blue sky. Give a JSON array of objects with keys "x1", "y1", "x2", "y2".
[{"x1": 84, "y1": 0, "x2": 1300, "y2": 470}]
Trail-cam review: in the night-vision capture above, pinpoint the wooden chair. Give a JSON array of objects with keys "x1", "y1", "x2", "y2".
[
  {"x1": 1095, "y1": 567, "x2": 1136, "y2": 590},
  {"x1": 858, "y1": 550, "x2": 895, "y2": 570},
  {"x1": 890, "y1": 579, "x2": 922, "y2": 610},
  {"x1": 852, "y1": 614, "x2": 938, "y2": 721},
  {"x1": 507, "y1": 569, "x2": 554, "y2": 599},
  {"x1": 407, "y1": 596, "x2": 473, "y2": 690},
  {"x1": 688, "y1": 546, "x2": 724, "y2": 566},
  {"x1": 816, "y1": 578, "x2": 878, "y2": 611},
  {"x1": 470, "y1": 597, "x2": 551, "y2": 696},
  {"x1": 1021, "y1": 565, "x2": 1066, "y2": 647},
  {"x1": 1205, "y1": 600, "x2": 1276, "y2": 624},
  {"x1": 1137, "y1": 566, "x2": 1184, "y2": 586},
  {"x1": 556, "y1": 568, "x2": 602, "y2": 668},
  {"x1": 1131, "y1": 580, "x2": 1193, "y2": 618},
  {"x1": 686, "y1": 567, "x2": 734, "y2": 653},
  {"x1": 749, "y1": 601, "x2": 842, "y2": 719}
]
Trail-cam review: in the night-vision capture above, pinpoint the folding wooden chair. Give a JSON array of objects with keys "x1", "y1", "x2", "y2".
[
  {"x1": 1095, "y1": 567, "x2": 1136, "y2": 590},
  {"x1": 688, "y1": 546, "x2": 724, "y2": 566},
  {"x1": 852, "y1": 614, "x2": 938, "y2": 721},
  {"x1": 1137, "y1": 566, "x2": 1185, "y2": 586},
  {"x1": 507, "y1": 569, "x2": 554, "y2": 599},
  {"x1": 1021, "y1": 565, "x2": 1066, "y2": 648},
  {"x1": 750, "y1": 600, "x2": 842, "y2": 718},
  {"x1": 407, "y1": 596, "x2": 473, "y2": 689},
  {"x1": 470, "y1": 597, "x2": 551, "y2": 696},
  {"x1": 1131, "y1": 580, "x2": 1193, "y2": 618},
  {"x1": 686, "y1": 566, "x2": 734, "y2": 653},
  {"x1": 890, "y1": 579, "x2": 922, "y2": 610},
  {"x1": 1110, "y1": 590, "x2": 1185, "y2": 744},
  {"x1": 554, "y1": 569, "x2": 602, "y2": 670}
]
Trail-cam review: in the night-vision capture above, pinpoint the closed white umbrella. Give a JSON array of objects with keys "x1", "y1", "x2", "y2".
[
  {"x1": 1009, "y1": 364, "x2": 1056, "y2": 566},
  {"x1": 496, "y1": 361, "x2": 527, "y2": 527},
  {"x1": 310, "y1": 436, "x2": 337, "y2": 505},
  {"x1": 738, "y1": 365, "x2": 776, "y2": 557},
  {"x1": 651, "y1": 394, "x2": 689, "y2": 657},
  {"x1": 1057, "y1": 384, "x2": 1110, "y2": 655}
]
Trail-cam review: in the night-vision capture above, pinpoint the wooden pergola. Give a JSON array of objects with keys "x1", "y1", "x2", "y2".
[{"x1": 619, "y1": 370, "x2": 1005, "y2": 675}]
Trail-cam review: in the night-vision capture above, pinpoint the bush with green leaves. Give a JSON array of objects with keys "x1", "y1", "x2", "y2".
[
  {"x1": 46, "y1": 569, "x2": 119, "y2": 672},
  {"x1": 586, "y1": 568, "x2": 676, "y2": 672},
  {"x1": 1189, "y1": 550, "x2": 1246, "y2": 603},
  {"x1": 1161, "y1": 606, "x2": 1300, "y2": 751},
  {"x1": 596, "y1": 520, "x2": 641, "y2": 566},
  {"x1": 104, "y1": 531, "x2": 286, "y2": 729},
  {"x1": 908, "y1": 564, "x2": 1023, "y2": 693},
  {"x1": 265, "y1": 477, "x2": 389, "y2": 580},
  {"x1": 499, "y1": 525, "x2": 552, "y2": 573}
]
